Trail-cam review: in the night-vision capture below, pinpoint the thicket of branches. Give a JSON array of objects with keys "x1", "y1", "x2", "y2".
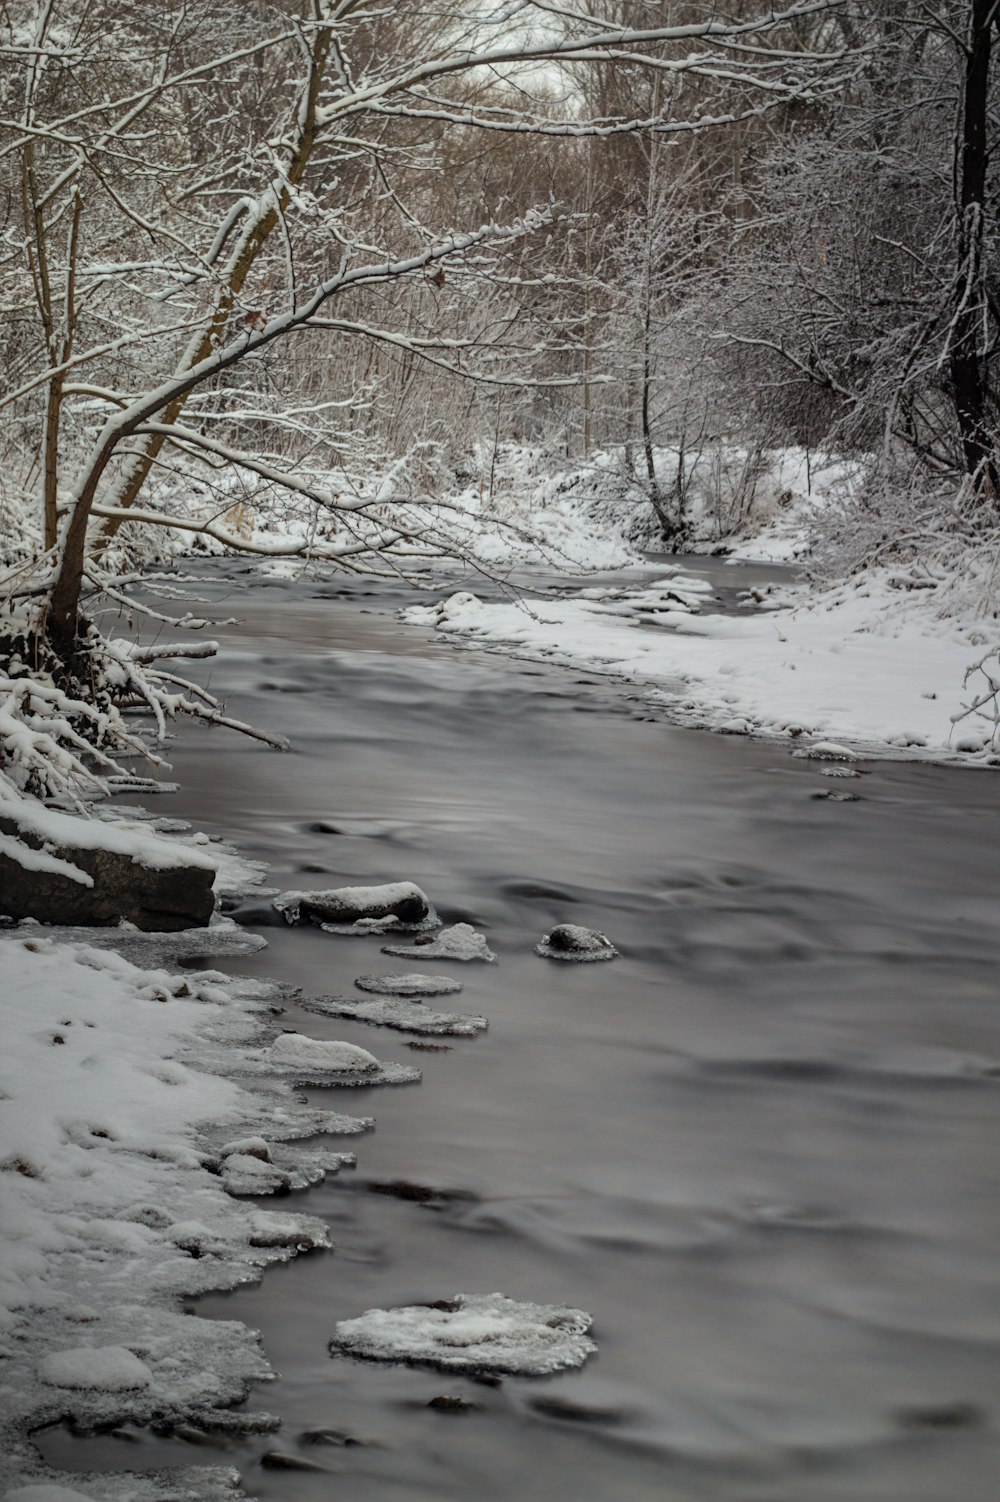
[{"x1": 0, "y1": 0, "x2": 997, "y2": 813}]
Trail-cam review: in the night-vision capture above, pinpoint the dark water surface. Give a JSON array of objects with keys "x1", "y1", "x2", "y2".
[{"x1": 43, "y1": 563, "x2": 1000, "y2": 1499}]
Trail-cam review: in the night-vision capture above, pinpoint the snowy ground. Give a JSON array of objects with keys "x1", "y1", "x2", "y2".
[
  {"x1": 404, "y1": 565, "x2": 1000, "y2": 763},
  {"x1": 0, "y1": 814, "x2": 379, "y2": 1501}
]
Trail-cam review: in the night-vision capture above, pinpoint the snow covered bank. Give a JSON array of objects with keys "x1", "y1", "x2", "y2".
[
  {"x1": 404, "y1": 567, "x2": 1000, "y2": 762},
  {"x1": 0, "y1": 933, "x2": 370, "y2": 1501}
]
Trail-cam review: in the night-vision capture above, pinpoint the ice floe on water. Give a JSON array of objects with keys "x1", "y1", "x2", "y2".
[
  {"x1": 535, "y1": 923, "x2": 618, "y2": 962},
  {"x1": 355, "y1": 972, "x2": 463, "y2": 997},
  {"x1": 330, "y1": 1293, "x2": 596, "y2": 1376},
  {"x1": 304, "y1": 993, "x2": 488, "y2": 1038},
  {"x1": 383, "y1": 922, "x2": 497, "y2": 963}
]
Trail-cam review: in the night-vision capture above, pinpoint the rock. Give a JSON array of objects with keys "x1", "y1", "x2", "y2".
[
  {"x1": 427, "y1": 1394, "x2": 482, "y2": 1412},
  {"x1": 535, "y1": 924, "x2": 617, "y2": 962},
  {"x1": 299, "y1": 1427, "x2": 362, "y2": 1447},
  {"x1": 0, "y1": 817, "x2": 215, "y2": 931},
  {"x1": 894, "y1": 1402, "x2": 983, "y2": 1431},
  {"x1": 220, "y1": 1135, "x2": 272, "y2": 1162},
  {"x1": 366, "y1": 1179, "x2": 477, "y2": 1205},
  {"x1": 273, "y1": 882, "x2": 432, "y2": 927},
  {"x1": 529, "y1": 1394, "x2": 624, "y2": 1423},
  {"x1": 260, "y1": 1450, "x2": 329, "y2": 1472},
  {"x1": 220, "y1": 1154, "x2": 292, "y2": 1196},
  {"x1": 269, "y1": 1033, "x2": 379, "y2": 1073}
]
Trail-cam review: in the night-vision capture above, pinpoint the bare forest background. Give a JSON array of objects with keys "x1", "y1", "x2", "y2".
[{"x1": 0, "y1": 0, "x2": 998, "y2": 803}]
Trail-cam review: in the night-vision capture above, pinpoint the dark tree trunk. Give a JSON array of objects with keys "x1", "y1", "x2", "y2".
[{"x1": 950, "y1": 0, "x2": 999, "y2": 496}]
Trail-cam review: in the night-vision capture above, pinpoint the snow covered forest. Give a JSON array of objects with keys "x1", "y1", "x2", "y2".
[
  {"x1": 2, "y1": 0, "x2": 1000, "y2": 783},
  {"x1": 3, "y1": 3, "x2": 1000, "y2": 1500}
]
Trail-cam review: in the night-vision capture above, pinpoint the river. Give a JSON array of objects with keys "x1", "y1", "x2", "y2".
[{"x1": 40, "y1": 561, "x2": 1000, "y2": 1500}]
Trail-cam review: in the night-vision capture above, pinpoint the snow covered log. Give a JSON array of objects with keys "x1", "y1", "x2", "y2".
[{"x1": 0, "y1": 808, "x2": 216, "y2": 930}]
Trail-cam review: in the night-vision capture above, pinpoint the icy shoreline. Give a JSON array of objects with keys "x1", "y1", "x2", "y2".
[
  {"x1": 0, "y1": 827, "x2": 378, "y2": 1502},
  {"x1": 403, "y1": 564, "x2": 1000, "y2": 766}
]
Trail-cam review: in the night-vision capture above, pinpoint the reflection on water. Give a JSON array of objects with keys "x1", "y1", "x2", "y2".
[{"x1": 41, "y1": 564, "x2": 1000, "y2": 1500}]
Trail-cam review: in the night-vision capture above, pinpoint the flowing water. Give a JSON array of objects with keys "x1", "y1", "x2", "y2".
[{"x1": 40, "y1": 562, "x2": 1000, "y2": 1500}]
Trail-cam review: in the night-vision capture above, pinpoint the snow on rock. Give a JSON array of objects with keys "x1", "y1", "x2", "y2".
[
  {"x1": 535, "y1": 924, "x2": 618, "y2": 962},
  {"x1": 330, "y1": 1292, "x2": 596, "y2": 1376},
  {"x1": 383, "y1": 923, "x2": 497, "y2": 963},
  {"x1": 355, "y1": 972, "x2": 464, "y2": 997},
  {"x1": 273, "y1": 881, "x2": 435, "y2": 930},
  {"x1": 791, "y1": 740, "x2": 857, "y2": 762},
  {"x1": 38, "y1": 1346, "x2": 152, "y2": 1392},
  {"x1": 0, "y1": 804, "x2": 217, "y2": 930},
  {"x1": 219, "y1": 1155, "x2": 293, "y2": 1196},
  {"x1": 260, "y1": 1031, "x2": 420, "y2": 1087},
  {"x1": 304, "y1": 994, "x2": 487, "y2": 1038},
  {"x1": 269, "y1": 1033, "x2": 379, "y2": 1073}
]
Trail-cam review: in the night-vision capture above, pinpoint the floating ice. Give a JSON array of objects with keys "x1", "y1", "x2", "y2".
[
  {"x1": 383, "y1": 923, "x2": 496, "y2": 963},
  {"x1": 305, "y1": 994, "x2": 487, "y2": 1037},
  {"x1": 330, "y1": 1293, "x2": 595, "y2": 1376},
  {"x1": 535, "y1": 923, "x2": 617, "y2": 962},
  {"x1": 38, "y1": 1347, "x2": 153, "y2": 1392},
  {"x1": 355, "y1": 972, "x2": 463, "y2": 998}
]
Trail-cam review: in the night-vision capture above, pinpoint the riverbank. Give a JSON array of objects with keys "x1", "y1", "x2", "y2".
[{"x1": 403, "y1": 559, "x2": 1000, "y2": 762}]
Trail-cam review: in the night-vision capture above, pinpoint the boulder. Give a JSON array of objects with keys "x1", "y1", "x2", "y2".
[
  {"x1": 0, "y1": 815, "x2": 215, "y2": 931},
  {"x1": 273, "y1": 881, "x2": 431, "y2": 927}
]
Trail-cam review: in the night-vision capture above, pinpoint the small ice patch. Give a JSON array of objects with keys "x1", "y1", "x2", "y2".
[
  {"x1": 270, "y1": 1034, "x2": 379, "y2": 1073},
  {"x1": 383, "y1": 923, "x2": 496, "y2": 963},
  {"x1": 355, "y1": 973, "x2": 463, "y2": 998},
  {"x1": 535, "y1": 924, "x2": 617, "y2": 962},
  {"x1": 330, "y1": 1292, "x2": 595, "y2": 1376},
  {"x1": 38, "y1": 1346, "x2": 153, "y2": 1392},
  {"x1": 305, "y1": 995, "x2": 487, "y2": 1038}
]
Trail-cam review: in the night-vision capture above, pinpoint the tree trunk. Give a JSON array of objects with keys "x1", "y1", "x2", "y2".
[{"x1": 950, "y1": 0, "x2": 998, "y2": 496}]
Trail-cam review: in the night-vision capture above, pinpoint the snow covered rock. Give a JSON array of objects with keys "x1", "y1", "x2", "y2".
[
  {"x1": 535, "y1": 924, "x2": 618, "y2": 962},
  {"x1": 792, "y1": 740, "x2": 857, "y2": 762},
  {"x1": 355, "y1": 972, "x2": 463, "y2": 998},
  {"x1": 330, "y1": 1293, "x2": 596, "y2": 1376},
  {"x1": 273, "y1": 882, "x2": 433, "y2": 929},
  {"x1": 38, "y1": 1346, "x2": 153, "y2": 1392},
  {"x1": 269, "y1": 1034, "x2": 379, "y2": 1073},
  {"x1": 263, "y1": 1031, "x2": 420, "y2": 1086},
  {"x1": 0, "y1": 807, "x2": 216, "y2": 930},
  {"x1": 383, "y1": 923, "x2": 496, "y2": 963},
  {"x1": 220, "y1": 1154, "x2": 293, "y2": 1196}
]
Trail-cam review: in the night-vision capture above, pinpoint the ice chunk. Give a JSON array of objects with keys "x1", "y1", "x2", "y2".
[
  {"x1": 535, "y1": 924, "x2": 617, "y2": 962},
  {"x1": 220, "y1": 1135, "x2": 271, "y2": 1161},
  {"x1": 383, "y1": 923, "x2": 496, "y2": 963},
  {"x1": 273, "y1": 882, "x2": 432, "y2": 927},
  {"x1": 355, "y1": 972, "x2": 463, "y2": 997},
  {"x1": 270, "y1": 1034, "x2": 379, "y2": 1073},
  {"x1": 38, "y1": 1346, "x2": 153, "y2": 1391},
  {"x1": 220, "y1": 1154, "x2": 293, "y2": 1195},
  {"x1": 330, "y1": 1292, "x2": 595, "y2": 1376},
  {"x1": 305, "y1": 994, "x2": 487, "y2": 1037}
]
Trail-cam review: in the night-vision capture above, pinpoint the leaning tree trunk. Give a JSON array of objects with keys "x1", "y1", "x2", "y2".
[{"x1": 950, "y1": 0, "x2": 999, "y2": 498}]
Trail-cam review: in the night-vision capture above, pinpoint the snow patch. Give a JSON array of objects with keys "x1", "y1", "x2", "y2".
[
  {"x1": 383, "y1": 923, "x2": 497, "y2": 963},
  {"x1": 38, "y1": 1346, "x2": 152, "y2": 1392}
]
